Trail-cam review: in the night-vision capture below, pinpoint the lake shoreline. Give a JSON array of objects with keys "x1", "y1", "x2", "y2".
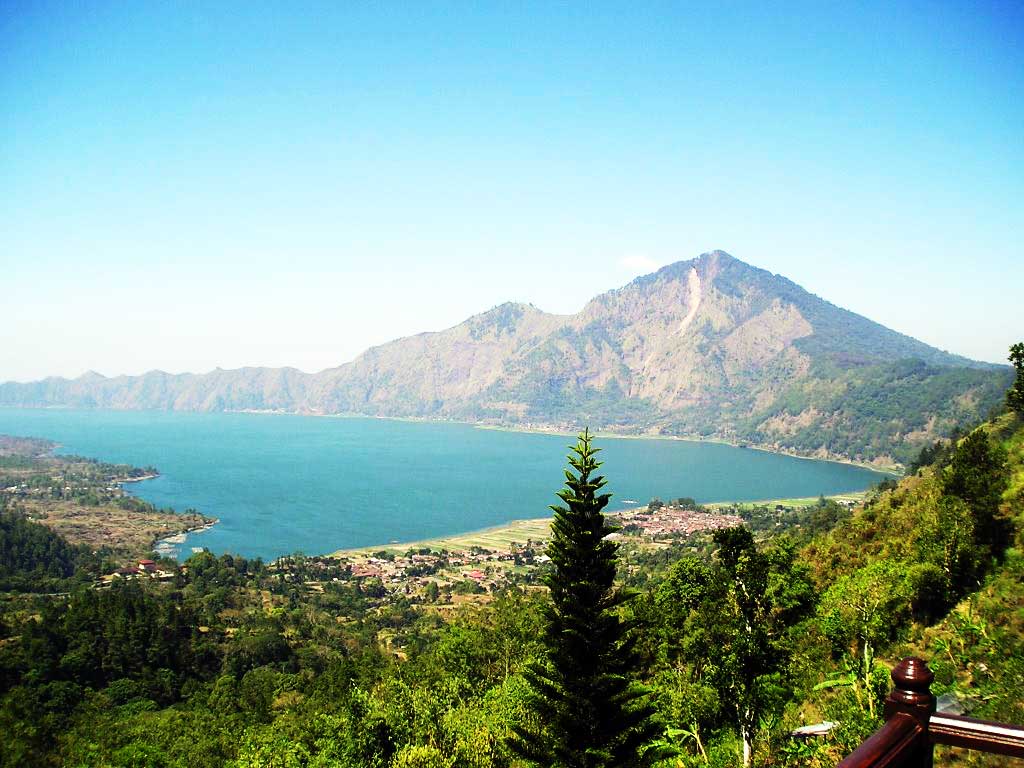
[
  {"x1": 471, "y1": 423, "x2": 901, "y2": 474},
  {"x1": 233, "y1": 408, "x2": 901, "y2": 474},
  {"x1": 5, "y1": 404, "x2": 903, "y2": 473}
]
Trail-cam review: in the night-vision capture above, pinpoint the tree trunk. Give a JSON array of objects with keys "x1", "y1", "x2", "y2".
[{"x1": 864, "y1": 640, "x2": 875, "y2": 718}]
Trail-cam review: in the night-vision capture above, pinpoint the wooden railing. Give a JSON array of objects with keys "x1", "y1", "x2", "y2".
[{"x1": 838, "y1": 657, "x2": 1024, "y2": 767}]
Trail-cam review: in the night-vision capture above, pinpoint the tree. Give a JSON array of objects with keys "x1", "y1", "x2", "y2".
[
  {"x1": 423, "y1": 580, "x2": 440, "y2": 602},
  {"x1": 704, "y1": 529, "x2": 816, "y2": 767},
  {"x1": 655, "y1": 531, "x2": 815, "y2": 766},
  {"x1": 391, "y1": 745, "x2": 454, "y2": 768},
  {"x1": 651, "y1": 556, "x2": 723, "y2": 761},
  {"x1": 819, "y1": 560, "x2": 913, "y2": 718},
  {"x1": 510, "y1": 430, "x2": 672, "y2": 768},
  {"x1": 944, "y1": 431, "x2": 1010, "y2": 560},
  {"x1": 915, "y1": 496, "x2": 983, "y2": 602},
  {"x1": 1007, "y1": 342, "x2": 1024, "y2": 414}
]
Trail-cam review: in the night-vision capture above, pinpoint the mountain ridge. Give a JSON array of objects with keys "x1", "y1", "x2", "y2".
[{"x1": 2, "y1": 251, "x2": 1011, "y2": 464}]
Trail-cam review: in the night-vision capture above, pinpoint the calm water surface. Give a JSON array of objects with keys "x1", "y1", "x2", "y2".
[{"x1": 0, "y1": 408, "x2": 886, "y2": 560}]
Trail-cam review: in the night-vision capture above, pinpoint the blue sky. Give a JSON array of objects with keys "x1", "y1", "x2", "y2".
[{"x1": 1, "y1": 1, "x2": 1021, "y2": 381}]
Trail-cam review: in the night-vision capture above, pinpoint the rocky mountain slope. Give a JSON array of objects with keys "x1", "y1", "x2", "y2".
[{"x1": 2, "y1": 251, "x2": 1010, "y2": 465}]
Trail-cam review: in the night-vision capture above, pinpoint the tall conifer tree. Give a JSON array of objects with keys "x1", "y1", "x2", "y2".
[
  {"x1": 1007, "y1": 342, "x2": 1024, "y2": 414},
  {"x1": 511, "y1": 430, "x2": 671, "y2": 768}
]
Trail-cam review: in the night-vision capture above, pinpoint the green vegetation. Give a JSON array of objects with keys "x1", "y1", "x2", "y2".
[
  {"x1": 740, "y1": 359, "x2": 1011, "y2": 464},
  {"x1": 512, "y1": 431, "x2": 670, "y2": 767},
  {"x1": 649, "y1": 528, "x2": 814, "y2": 766},
  {"x1": 1, "y1": 346, "x2": 1023, "y2": 767},
  {"x1": 478, "y1": 357, "x2": 1009, "y2": 467},
  {"x1": 1007, "y1": 342, "x2": 1024, "y2": 414},
  {"x1": 0, "y1": 511, "x2": 105, "y2": 592}
]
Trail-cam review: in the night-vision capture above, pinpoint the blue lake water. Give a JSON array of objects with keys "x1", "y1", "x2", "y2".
[{"x1": 0, "y1": 408, "x2": 887, "y2": 561}]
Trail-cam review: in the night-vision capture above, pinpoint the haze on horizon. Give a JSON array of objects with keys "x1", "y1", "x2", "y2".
[{"x1": 2, "y1": 1, "x2": 1021, "y2": 383}]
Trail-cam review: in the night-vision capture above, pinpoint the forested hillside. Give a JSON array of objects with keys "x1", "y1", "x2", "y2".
[{"x1": 1, "y1": 363, "x2": 1022, "y2": 767}]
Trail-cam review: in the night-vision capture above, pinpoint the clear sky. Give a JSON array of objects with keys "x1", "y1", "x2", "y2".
[{"x1": 2, "y1": 1, "x2": 1021, "y2": 382}]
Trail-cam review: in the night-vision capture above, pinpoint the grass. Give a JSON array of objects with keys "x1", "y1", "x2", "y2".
[
  {"x1": 706, "y1": 490, "x2": 870, "y2": 510},
  {"x1": 332, "y1": 517, "x2": 554, "y2": 558},
  {"x1": 996, "y1": 413, "x2": 1024, "y2": 505}
]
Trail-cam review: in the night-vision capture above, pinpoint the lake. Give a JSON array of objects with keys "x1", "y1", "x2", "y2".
[{"x1": 0, "y1": 408, "x2": 886, "y2": 561}]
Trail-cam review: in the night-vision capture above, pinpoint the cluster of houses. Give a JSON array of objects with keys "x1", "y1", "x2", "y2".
[
  {"x1": 92, "y1": 503, "x2": 749, "y2": 598},
  {"x1": 323, "y1": 506, "x2": 746, "y2": 599},
  {"x1": 3, "y1": 479, "x2": 120, "y2": 499},
  {"x1": 2, "y1": 481, "x2": 63, "y2": 497},
  {"x1": 340, "y1": 546, "x2": 527, "y2": 594},
  {"x1": 612, "y1": 503, "x2": 744, "y2": 538},
  {"x1": 268, "y1": 504, "x2": 751, "y2": 601},
  {"x1": 104, "y1": 558, "x2": 176, "y2": 583}
]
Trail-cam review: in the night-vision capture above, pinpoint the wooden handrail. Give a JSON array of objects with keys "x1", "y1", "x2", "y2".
[
  {"x1": 838, "y1": 657, "x2": 1024, "y2": 767},
  {"x1": 930, "y1": 713, "x2": 1024, "y2": 758}
]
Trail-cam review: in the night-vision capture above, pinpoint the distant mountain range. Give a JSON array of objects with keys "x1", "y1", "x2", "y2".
[{"x1": 2, "y1": 251, "x2": 1011, "y2": 465}]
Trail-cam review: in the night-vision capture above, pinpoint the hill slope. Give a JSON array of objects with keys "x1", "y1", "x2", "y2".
[
  {"x1": 795, "y1": 411, "x2": 1024, "y2": 762},
  {"x1": 1, "y1": 251, "x2": 1010, "y2": 464}
]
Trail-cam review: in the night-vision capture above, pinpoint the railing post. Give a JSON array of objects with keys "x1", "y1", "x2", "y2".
[{"x1": 884, "y1": 657, "x2": 936, "y2": 768}]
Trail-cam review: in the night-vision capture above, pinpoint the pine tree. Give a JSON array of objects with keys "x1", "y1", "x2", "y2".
[{"x1": 510, "y1": 430, "x2": 672, "y2": 768}]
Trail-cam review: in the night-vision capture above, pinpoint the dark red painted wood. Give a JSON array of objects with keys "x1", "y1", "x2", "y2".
[
  {"x1": 837, "y1": 658, "x2": 1024, "y2": 767},
  {"x1": 837, "y1": 713, "x2": 924, "y2": 768},
  {"x1": 930, "y1": 713, "x2": 1024, "y2": 758}
]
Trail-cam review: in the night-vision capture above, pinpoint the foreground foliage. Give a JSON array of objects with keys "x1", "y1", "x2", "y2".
[{"x1": 2, "y1": 361, "x2": 1023, "y2": 767}]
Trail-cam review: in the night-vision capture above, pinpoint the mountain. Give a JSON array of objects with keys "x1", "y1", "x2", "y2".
[{"x1": 1, "y1": 251, "x2": 1011, "y2": 465}]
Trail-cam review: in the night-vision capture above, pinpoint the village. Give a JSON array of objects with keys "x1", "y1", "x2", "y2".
[
  {"x1": 613, "y1": 499, "x2": 744, "y2": 538},
  {"x1": 90, "y1": 493, "x2": 864, "y2": 606},
  {"x1": 255, "y1": 500, "x2": 747, "y2": 600},
  {"x1": 104, "y1": 557, "x2": 177, "y2": 583},
  {"x1": 102, "y1": 499, "x2": 746, "y2": 599}
]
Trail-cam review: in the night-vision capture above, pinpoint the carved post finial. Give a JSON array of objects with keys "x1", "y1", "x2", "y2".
[{"x1": 888, "y1": 657, "x2": 936, "y2": 711}]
